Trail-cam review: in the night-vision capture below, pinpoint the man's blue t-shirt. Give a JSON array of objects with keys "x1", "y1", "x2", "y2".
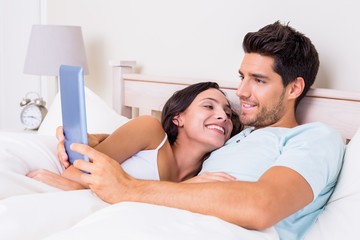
[{"x1": 200, "y1": 122, "x2": 345, "y2": 240}]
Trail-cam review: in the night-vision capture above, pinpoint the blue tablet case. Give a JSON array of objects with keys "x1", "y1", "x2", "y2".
[{"x1": 59, "y1": 65, "x2": 89, "y2": 164}]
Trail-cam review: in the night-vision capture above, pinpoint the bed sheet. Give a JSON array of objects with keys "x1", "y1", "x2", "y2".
[
  {"x1": 0, "y1": 132, "x2": 278, "y2": 240},
  {"x1": 44, "y1": 202, "x2": 279, "y2": 240},
  {"x1": 0, "y1": 132, "x2": 62, "y2": 199},
  {"x1": 2, "y1": 127, "x2": 360, "y2": 239},
  {"x1": 0, "y1": 132, "x2": 109, "y2": 239}
]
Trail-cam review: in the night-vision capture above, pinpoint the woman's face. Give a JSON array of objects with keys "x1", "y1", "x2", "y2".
[{"x1": 174, "y1": 88, "x2": 233, "y2": 151}]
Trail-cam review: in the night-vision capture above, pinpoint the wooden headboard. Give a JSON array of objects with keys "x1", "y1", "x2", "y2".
[{"x1": 111, "y1": 64, "x2": 360, "y2": 142}]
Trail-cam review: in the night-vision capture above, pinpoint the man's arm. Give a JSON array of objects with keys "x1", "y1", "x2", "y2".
[
  {"x1": 121, "y1": 166, "x2": 313, "y2": 230},
  {"x1": 72, "y1": 144, "x2": 313, "y2": 230}
]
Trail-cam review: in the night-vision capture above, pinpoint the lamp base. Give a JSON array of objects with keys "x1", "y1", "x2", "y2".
[{"x1": 40, "y1": 75, "x2": 58, "y2": 107}]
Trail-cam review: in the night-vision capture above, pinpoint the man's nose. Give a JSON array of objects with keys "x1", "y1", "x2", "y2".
[{"x1": 236, "y1": 79, "x2": 250, "y2": 98}]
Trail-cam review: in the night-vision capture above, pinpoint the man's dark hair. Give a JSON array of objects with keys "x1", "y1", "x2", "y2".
[{"x1": 243, "y1": 21, "x2": 320, "y2": 107}]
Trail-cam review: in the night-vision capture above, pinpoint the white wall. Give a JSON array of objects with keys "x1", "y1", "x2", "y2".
[
  {"x1": 0, "y1": 0, "x2": 44, "y2": 130},
  {"x1": 46, "y1": 0, "x2": 360, "y2": 105}
]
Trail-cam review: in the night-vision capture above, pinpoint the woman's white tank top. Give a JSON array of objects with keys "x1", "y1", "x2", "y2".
[{"x1": 120, "y1": 134, "x2": 167, "y2": 180}]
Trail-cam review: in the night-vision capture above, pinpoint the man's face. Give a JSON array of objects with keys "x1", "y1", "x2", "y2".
[{"x1": 236, "y1": 53, "x2": 290, "y2": 128}]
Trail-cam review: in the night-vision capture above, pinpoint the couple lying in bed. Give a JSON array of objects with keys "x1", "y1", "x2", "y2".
[
  {"x1": 6, "y1": 21, "x2": 345, "y2": 240},
  {"x1": 28, "y1": 81, "x2": 242, "y2": 188}
]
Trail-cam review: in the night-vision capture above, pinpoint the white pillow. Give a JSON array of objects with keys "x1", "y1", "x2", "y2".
[
  {"x1": 38, "y1": 87, "x2": 129, "y2": 136},
  {"x1": 304, "y1": 128, "x2": 360, "y2": 239}
]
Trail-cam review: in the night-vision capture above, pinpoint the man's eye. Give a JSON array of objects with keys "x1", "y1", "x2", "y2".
[{"x1": 255, "y1": 79, "x2": 265, "y2": 84}]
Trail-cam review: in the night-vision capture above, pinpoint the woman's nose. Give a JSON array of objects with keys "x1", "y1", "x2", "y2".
[{"x1": 216, "y1": 109, "x2": 228, "y2": 121}]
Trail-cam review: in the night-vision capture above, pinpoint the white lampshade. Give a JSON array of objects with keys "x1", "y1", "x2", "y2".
[{"x1": 23, "y1": 25, "x2": 89, "y2": 76}]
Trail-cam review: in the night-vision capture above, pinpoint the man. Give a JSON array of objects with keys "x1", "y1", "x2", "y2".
[{"x1": 70, "y1": 21, "x2": 345, "y2": 239}]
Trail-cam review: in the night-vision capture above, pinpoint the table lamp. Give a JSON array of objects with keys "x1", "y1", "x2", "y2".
[{"x1": 23, "y1": 24, "x2": 89, "y2": 96}]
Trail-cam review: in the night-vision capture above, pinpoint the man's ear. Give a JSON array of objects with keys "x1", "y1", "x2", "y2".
[
  {"x1": 172, "y1": 114, "x2": 184, "y2": 127},
  {"x1": 288, "y1": 77, "x2": 305, "y2": 100}
]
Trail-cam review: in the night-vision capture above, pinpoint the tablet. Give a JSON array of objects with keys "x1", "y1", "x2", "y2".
[{"x1": 59, "y1": 65, "x2": 89, "y2": 164}]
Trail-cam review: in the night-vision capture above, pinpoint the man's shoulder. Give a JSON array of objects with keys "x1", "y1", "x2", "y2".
[
  {"x1": 255, "y1": 122, "x2": 344, "y2": 145},
  {"x1": 287, "y1": 122, "x2": 345, "y2": 155},
  {"x1": 295, "y1": 122, "x2": 342, "y2": 139}
]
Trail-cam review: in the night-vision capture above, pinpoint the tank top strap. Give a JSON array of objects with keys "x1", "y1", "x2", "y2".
[{"x1": 155, "y1": 134, "x2": 168, "y2": 150}]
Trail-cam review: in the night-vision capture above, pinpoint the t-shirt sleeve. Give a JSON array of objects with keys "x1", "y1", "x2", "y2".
[{"x1": 272, "y1": 123, "x2": 345, "y2": 198}]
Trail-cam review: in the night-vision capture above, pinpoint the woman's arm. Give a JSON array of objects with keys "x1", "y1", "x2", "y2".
[
  {"x1": 29, "y1": 115, "x2": 166, "y2": 191},
  {"x1": 56, "y1": 115, "x2": 165, "y2": 171},
  {"x1": 182, "y1": 172, "x2": 236, "y2": 183},
  {"x1": 93, "y1": 115, "x2": 166, "y2": 164},
  {"x1": 56, "y1": 116, "x2": 165, "y2": 168},
  {"x1": 47, "y1": 116, "x2": 165, "y2": 190},
  {"x1": 27, "y1": 168, "x2": 86, "y2": 190},
  {"x1": 88, "y1": 134, "x2": 110, "y2": 147}
]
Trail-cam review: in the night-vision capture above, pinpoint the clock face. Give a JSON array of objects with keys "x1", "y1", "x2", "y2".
[{"x1": 20, "y1": 104, "x2": 44, "y2": 130}]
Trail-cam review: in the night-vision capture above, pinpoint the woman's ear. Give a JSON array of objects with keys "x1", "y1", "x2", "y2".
[
  {"x1": 288, "y1": 77, "x2": 305, "y2": 99},
  {"x1": 172, "y1": 114, "x2": 184, "y2": 127}
]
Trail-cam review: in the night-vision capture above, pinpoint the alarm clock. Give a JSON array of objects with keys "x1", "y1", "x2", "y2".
[{"x1": 20, "y1": 92, "x2": 48, "y2": 130}]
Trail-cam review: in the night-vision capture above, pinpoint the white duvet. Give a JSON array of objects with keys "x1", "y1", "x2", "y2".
[{"x1": 0, "y1": 132, "x2": 279, "y2": 240}]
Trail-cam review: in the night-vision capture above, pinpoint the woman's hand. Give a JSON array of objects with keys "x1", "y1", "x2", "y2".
[
  {"x1": 56, "y1": 126, "x2": 70, "y2": 169},
  {"x1": 56, "y1": 126, "x2": 109, "y2": 169},
  {"x1": 27, "y1": 169, "x2": 85, "y2": 190},
  {"x1": 183, "y1": 172, "x2": 237, "y2": 183}
]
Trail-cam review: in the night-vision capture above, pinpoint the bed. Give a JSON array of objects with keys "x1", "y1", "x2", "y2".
[{"x1": 0, "y1": 61, "x2": 359, "y2": 240}]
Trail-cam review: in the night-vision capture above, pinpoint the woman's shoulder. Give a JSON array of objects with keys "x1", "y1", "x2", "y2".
[
  {"x1": 132, "y1": 115, "x2": 163, "y2": 129},
  {"x1": 130, "y1": 115, "x2": 166, "y2": 148}
]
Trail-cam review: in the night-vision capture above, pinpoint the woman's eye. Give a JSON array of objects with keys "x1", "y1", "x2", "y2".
[
  {"x1": 204, "y1": 105, "x2": 213, "y2": 109},
  {"x1": 225, "y1": 111, "x2": 232, "y2": 118}
]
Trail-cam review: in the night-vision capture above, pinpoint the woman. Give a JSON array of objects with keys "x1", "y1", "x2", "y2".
[{"x1": 28, "y1": 82, "x2": 242, "y2": 189}]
